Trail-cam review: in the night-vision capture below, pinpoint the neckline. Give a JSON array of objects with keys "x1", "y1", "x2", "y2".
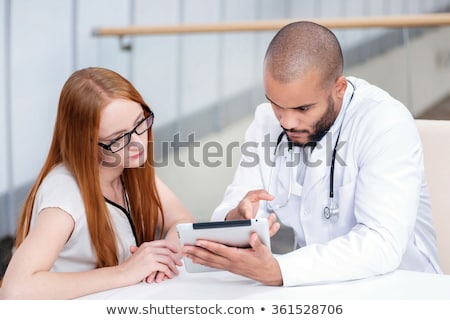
[{"x1": 104, "y1": 179, "x2": 138, "y2": 244}]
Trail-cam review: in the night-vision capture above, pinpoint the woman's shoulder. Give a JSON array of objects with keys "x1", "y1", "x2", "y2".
[
  {"x1": 35, "y1": 164, "x2": 84, "y2": 219},
  {"x1": 41, "y1": 164, "x2": 78, "y2": 189}
]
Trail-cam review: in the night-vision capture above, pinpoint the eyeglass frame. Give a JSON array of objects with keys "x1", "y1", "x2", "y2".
[{"x1": 98, "y1": 105, "x2": 154, "y2": 153}]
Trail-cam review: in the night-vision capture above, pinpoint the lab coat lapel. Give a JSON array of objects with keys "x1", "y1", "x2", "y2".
[
  {"x1": 273, "y1": 134, "x2": 298, "y2": 193},
  {"x1": 302, "y1": 140, "x2": 329, "y2": 200},
  {"x1": 274, "y1": 152, "x2": 299, "y2": 193}
]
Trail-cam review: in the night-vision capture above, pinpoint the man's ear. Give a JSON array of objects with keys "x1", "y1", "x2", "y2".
[{"x1": 334, "y1": 76, "x2": 348, "y2": 99}]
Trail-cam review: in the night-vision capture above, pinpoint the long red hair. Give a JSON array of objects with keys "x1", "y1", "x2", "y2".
[{"x1": 16, "y1": 67, "x2": 163, "y2": 267}]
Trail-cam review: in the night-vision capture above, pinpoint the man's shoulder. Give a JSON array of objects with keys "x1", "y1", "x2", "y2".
[
  {"x1": 254, "y1": 102, "x2": 278, "y2": 124},
  {"x1": 347, "y1": 76, "x2": 413, "y2": 124},
  {"x1": 255, "y1": 102, "x2": 273, "y2": 116},
  {"x1": 245, "y1": 103, "x2": 282, "y2": 142}
]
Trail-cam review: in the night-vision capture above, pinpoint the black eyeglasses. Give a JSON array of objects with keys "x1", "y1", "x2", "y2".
[{"x1": 98, "y1": 107, "x2": 154, "y2": 153}]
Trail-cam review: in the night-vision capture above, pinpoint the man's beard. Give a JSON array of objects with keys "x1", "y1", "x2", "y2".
[{"x1": 285, "y1": 94, "x2": 338, "y2": 147}]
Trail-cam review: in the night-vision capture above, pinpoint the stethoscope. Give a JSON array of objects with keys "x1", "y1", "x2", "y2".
[{"x1": 267, "y1": 80, "x2": 355, "y2": 221}]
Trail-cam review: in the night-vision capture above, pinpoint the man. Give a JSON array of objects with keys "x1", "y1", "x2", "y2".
[{"x1": 182, "y1": 21, "x2": 441, "y2": 286}]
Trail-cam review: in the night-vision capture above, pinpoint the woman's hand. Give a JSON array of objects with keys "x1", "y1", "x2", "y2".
[{"x1": 123, "y1": 240, "x2": 183, "y2": 284}]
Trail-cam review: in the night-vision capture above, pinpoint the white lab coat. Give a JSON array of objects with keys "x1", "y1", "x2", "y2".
[{"x1": 212, "y1": 77, "x2": 442, "y2": 286}]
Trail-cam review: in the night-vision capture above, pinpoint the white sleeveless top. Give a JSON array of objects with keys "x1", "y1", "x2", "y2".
[{"x1": 30, "y1": 164, "x2": 137, "y2": 272}]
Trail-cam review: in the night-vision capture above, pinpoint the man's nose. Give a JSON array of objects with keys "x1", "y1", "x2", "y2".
[{"x1": 278, "y1": 109, "x2": 298, "y2": 131}]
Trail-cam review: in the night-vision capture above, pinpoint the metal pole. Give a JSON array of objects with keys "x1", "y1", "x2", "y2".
[
  {"x1": 175, "y1": 0, "x2": 184, "y2": 135},
  {"x1": 71, "y1": 0, "x2": 78, "y2": 71},
  {"x1": 4, "y1": 0, "x2": 16, "y2": 235},
  {"x1": 402, "y1": 27, "x2": 413, "y2": 112},
  {"x1": 214, "y1": 0, "x2": 224, "y2": 132},
  {"x1": 128, "y1": 0, "x2": 135, "y2": 81}
]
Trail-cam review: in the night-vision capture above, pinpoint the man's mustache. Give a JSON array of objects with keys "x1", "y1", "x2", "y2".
[{"x1": 280, "y1": 126, "x2": 309, "y2": 134}]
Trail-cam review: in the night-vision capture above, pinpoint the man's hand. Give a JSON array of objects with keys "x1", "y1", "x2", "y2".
[
  {"x1": 182, "y1": 232, "x2": 283, "y2": 286},
  {"x1": 225, "y1": 190, "x2": 280, "y2": 237},
  {"x1": 225, "y1": 189, "x2": 275, "y2": 220}
]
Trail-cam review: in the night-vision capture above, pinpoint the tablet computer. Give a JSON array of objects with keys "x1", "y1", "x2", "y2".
[{"x1": 176, "y1": 218, "x2": 271, "y2": 273}]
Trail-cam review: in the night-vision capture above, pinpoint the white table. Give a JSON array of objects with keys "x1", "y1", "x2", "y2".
[
  {"x1": 3, "y1": 269, "x2": 448, "y2": 320},
  {"x1": 80, "y1": 267, "x2": 450, "y2": 300}
]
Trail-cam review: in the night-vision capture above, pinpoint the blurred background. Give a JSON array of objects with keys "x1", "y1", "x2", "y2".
[{"x1": 1, "y1": 0, "x2": 450, "y2": 239}]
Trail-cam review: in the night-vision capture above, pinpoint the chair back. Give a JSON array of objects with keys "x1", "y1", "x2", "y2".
[{"x1": 416, "y1": 119, "x2": 450, "y2": 274}]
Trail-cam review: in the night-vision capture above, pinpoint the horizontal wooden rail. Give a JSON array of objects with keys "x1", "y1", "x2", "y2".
[{"x1": 93, "y1": 13, "x2": 450, "y2": 37}]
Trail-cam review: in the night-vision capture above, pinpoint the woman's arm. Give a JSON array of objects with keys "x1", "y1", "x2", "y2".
[{"x1": 1, "y1": 207, "x2": 181, "y2": 299}]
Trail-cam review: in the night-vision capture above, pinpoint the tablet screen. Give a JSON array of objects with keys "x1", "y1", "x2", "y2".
[{"x1": 177, "y1": 218, "x2": 271, "y2": 272}]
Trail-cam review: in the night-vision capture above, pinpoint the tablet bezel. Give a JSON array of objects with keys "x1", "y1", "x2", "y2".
[{"x1": 176, "y1": 218, "x2": 271, "y2": 273}]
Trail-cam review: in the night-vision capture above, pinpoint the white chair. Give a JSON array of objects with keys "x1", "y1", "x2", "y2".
[{"x1": 416, "y1": 119, "x2": 450, "y2": 274}]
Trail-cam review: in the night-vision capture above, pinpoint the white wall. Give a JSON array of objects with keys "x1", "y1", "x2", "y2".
[
  {"x1": 346, "y1": 26, "x2": 450, "y2": 115},
  {"x1": 1, "y1": 0, "x2": 450, "y2": 236}
]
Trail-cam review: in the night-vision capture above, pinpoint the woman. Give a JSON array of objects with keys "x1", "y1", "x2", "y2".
[{"x1": 0, "y1": 67, "x2": 194, "y2": 299}]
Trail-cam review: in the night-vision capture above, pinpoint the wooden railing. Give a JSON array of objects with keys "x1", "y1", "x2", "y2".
[{"x1": 93, "y1": 13, "x2": 450, "y2": 37}]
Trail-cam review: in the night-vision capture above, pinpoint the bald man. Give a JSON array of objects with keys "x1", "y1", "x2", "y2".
[{"x1": 182, "y1": 21, "x2": 441, "y2": 286}]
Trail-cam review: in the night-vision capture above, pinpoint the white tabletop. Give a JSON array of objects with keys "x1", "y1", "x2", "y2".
[{"x1": 79, "y1": 267, "x2": 450, "y2": 300}]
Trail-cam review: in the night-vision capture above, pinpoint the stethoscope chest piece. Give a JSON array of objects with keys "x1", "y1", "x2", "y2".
[{"x1": 323, "y1": 198, "x2": 339, "y2": 222}]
